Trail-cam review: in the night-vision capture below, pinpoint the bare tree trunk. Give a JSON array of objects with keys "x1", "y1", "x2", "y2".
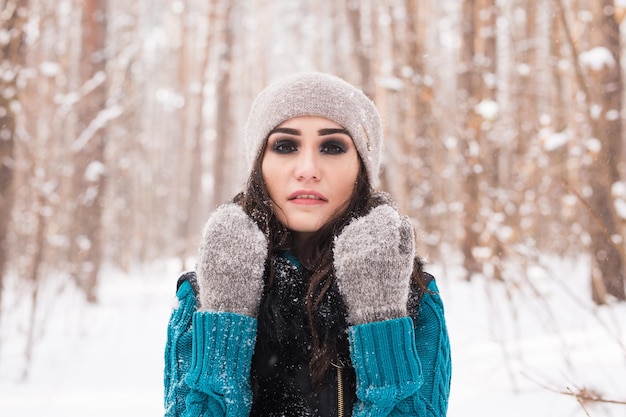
[
  {"x1": 513, "y1": 0, "x2": 538, "y2": 157},
  {"x1": 212, "y1": 1, "x2": 234, "y2": 206},
  {"x1": 457, "y1": 0, "x2": 500, "y2": 281},
  {"x1": 383, "y1": 0, "x2": 410, "y2": 212},
  {"x1": 0, "y1": 0, "x2": 28, "y2": 315},
  {"x1": 102, "y1": 1, "x2": 141, "y2": 272},
  {"x1": 211, "y1": 0, "x2": 234, "y2": 209},
  {"x1": 174, "y1": 8, "x2": 190, "y2": 269},
  {"x1": 175, "y1": 0, "x2": 213, "y2": 270},
  {"x1": 70, "y1": 0, "x2": 108, "y2": 303},
  {"x1": 458, "y1": 0, "x2": 481, "y2": 280},
  {"x1": 477, "y1": 0, "x2": 501, "y2": 280},
  {"x1": 22, "y1": 193, "x2": 47, "y2": 381},
  {"x1": 404, "y1": 0, "x2": 439, "y2": 242},
  {"x1": 555, "y1": 0, "x2": 625, "y2": 303},
  {"x1": 549, "y1": 4, "x2": 568, "y2": 155},
  {"x1": 183, "y1": 0, "x2": 218, "y2": 266},
  {"x1": 345, "y1": 0, "x2": 375, "y2": 99},
  {"x1": 587, "y1": 0, "x2": 625, "y2": 303}
]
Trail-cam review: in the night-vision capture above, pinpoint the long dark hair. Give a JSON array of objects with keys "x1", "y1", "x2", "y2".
[{"x1": 234, "y1": 139, "x2": 426, "y2": 389}]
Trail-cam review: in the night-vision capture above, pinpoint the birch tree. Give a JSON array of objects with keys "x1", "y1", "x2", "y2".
[
  {"x1": 70, "y1": 0, "x2": 108, "y2": 302},
  {"x1": 0, "y1": 0, "x2": 28, "y2": 316}
]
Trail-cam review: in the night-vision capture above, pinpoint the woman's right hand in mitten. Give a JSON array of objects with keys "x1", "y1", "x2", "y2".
[{"x1": 196, "y1": 203, "x2": 268, "y2": 317}]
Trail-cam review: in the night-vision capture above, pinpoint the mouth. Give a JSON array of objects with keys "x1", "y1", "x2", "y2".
[{"x1": 288, "y1": 191, "x2": 328, "y2": 203}]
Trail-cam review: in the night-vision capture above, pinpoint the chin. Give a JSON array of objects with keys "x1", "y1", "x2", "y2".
[
  {"x1": 289, "y1": 224, "x2": 323, "y2": 234},
  {"x1": 284, "y1": 217, "x2": 327, "y2": 234}
]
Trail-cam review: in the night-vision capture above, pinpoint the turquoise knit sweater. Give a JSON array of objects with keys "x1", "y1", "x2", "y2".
[{"x1": 164, "y1": 262, "x2": 451, "y2": 416}]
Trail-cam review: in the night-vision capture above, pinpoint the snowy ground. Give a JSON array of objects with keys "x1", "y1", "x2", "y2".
[{"x1": 1, "y1": 256, "x2": 625, "y2": 416}]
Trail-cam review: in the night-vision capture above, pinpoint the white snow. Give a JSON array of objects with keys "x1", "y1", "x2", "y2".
[
  {"x1": 0, "y1": 127, "x2": 11, "y2": 141},
  {"x1": 541, "y1": 129, "x2": 569, "y2": 152},
  {"x1": 615, "y1": 199, "x2": 626, "y2": 220},
  {"x1": 579, "y1": 47, "x2": 616, "y2": 72},
  {"x1": 516, "y1": 63, "x2": 531, "y2": 77},
  {"x1": 614, "y1": 182, "x2": 626, "y2": 220},
  {"x1": 0, "y1": 261, "x2": 175, "y2": 416},
  {"x1": 376, "y1": 75, "x2": 405, "y2": 92},
  {"x1": 70, "y1": 105, "x2": 124, "y2": 153},
  {"x1": 474, "y1": 99, "x2": 499, "y2": 121},
  {"x1": 606, "y1": 109, "x2": 620, "y2": 121},
  {"x1": 39, "y1": 61, "x2": 62, "y2": 77},
  {"x1": 585, "y1": 137, "x2": 602, "y2": 153},
  {"x1": 1, "y1": 256, "x2": 625, "y2": 416},
  {"x1": 84, "y1": 160, "x2": 106, "y2": 182},
  {"x1": 613, "y1": 182, "x2": 626, "y2": 198}
]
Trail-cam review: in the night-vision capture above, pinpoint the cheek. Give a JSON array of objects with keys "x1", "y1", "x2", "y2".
[
  {"x1": 261, "y1": 156, "x2": 278, "y2": 197},
  {"x1": 261, "y1": 161, "x2": 289, "y2": 224},
  {"x1": 335, "y1": 158, "x2": 360, "y2": 202}
]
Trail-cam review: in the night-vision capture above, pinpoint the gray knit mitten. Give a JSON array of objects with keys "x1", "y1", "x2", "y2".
[
  {"x1": 196, "y1": 204, "x2": 268, "y2": 317},
  {"x1": 333, "y1": 205, "x2": 415, "y2": 325}
]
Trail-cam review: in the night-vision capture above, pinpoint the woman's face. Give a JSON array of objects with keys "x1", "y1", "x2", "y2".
[{"x1": 262, "y1": 116, "x2": 360, "y2": 237}]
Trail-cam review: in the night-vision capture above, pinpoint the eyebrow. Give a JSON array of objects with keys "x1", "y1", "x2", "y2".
[
  {"x1": 319, "y1": 128, "x2": 350, "y2": 136},
  {"x1": 268, "y1": 127, "x2": 350, "y2": 136},
  {"x1": 269, "y1": 127, "x2": 300, "y2": 136}
]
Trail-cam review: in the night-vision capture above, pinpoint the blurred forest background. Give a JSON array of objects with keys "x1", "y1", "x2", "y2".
[{"x1": 1, "y1": 0, "x2": 626, "y2": 337}]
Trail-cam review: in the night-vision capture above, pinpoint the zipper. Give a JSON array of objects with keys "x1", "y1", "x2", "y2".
[{"x1": 332, "y1": 360, "x2": 345, "y2": 417}]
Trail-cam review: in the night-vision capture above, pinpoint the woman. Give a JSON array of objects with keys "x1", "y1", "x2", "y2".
[{"x1": 164, "y1": 72, "x2": 451, "y2": 417}]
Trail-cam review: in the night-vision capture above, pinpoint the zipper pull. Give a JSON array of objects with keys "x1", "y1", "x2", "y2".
[{"x1": 331, "y1": 360, "x2": 345, "y2": 417}]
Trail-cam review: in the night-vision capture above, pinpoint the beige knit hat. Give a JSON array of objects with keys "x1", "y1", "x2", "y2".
[{"x1": 244, "y1": 72, "x2": 384, "y2": 186}]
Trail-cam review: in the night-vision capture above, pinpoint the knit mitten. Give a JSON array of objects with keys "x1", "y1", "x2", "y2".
[
  {"x1": 196, "y1": 204, "x2": 268, "y2": 317},
  {"x1": 333, "y1": 205, "x2": 415, "y2": 325}
]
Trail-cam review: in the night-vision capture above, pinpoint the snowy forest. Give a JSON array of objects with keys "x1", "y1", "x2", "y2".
[{"x1": 1, "y1": 0, "x2": 626, "y2": 416}]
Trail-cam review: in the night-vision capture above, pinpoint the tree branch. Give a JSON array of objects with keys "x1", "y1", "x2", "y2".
[
  {"x1": 523, "y1": 372, "x2": 626, "y2": 407},
  {"x1": 558, "y1": 176, "x2": 626, "y2": 261}
]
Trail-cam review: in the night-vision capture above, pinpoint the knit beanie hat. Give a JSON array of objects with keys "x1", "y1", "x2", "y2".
[{"x1": 244, "y1": 72, "x2": 384, "y2": 186}]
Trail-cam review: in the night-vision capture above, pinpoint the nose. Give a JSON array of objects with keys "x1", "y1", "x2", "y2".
[{"x1": 294, "y1": 148, "x2": 320, "y2": 181}]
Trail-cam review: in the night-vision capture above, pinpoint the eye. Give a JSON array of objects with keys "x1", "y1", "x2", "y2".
[
  {"x1": 271, "y1": 139, "x2": 298, "y2": 154},
  {"x1": 320, "y1": 140, "x2": 347, "y2": 155}
]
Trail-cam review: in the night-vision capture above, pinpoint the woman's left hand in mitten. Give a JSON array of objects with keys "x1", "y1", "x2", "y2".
[{"x1": 333, "y1": 205, "x2": 415, "y2": 325}]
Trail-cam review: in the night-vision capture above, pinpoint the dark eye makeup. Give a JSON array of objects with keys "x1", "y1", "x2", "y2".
[
  {"x1": 271, "y1": 139, "x2": 298, "y2": 154},
  {"x1": 320, "y1": 140, "x2": 347, "y2": 154},
  {"x1": 267, "y1": 135, "x2": 352, "y2": 155}
]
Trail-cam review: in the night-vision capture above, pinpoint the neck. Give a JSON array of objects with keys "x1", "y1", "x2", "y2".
[{"x1": 291, "y1": 232, "x2": 312, "y2": 262}]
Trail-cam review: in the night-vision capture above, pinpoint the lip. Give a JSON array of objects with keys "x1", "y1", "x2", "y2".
[{"x1": 287, "y1": 190, "x2": 328, "y2": 204}]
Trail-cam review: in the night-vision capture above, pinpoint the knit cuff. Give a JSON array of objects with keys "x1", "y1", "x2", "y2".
[
  {"x1": 349, "y1": 304, "x2": 408, "y2": 325},
  {"x1": 349, "y1": 317, "x2": 423, "y2": 402},
  {"x1": 185, "y1": 312, "x2": 257, "y2": 401}
]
